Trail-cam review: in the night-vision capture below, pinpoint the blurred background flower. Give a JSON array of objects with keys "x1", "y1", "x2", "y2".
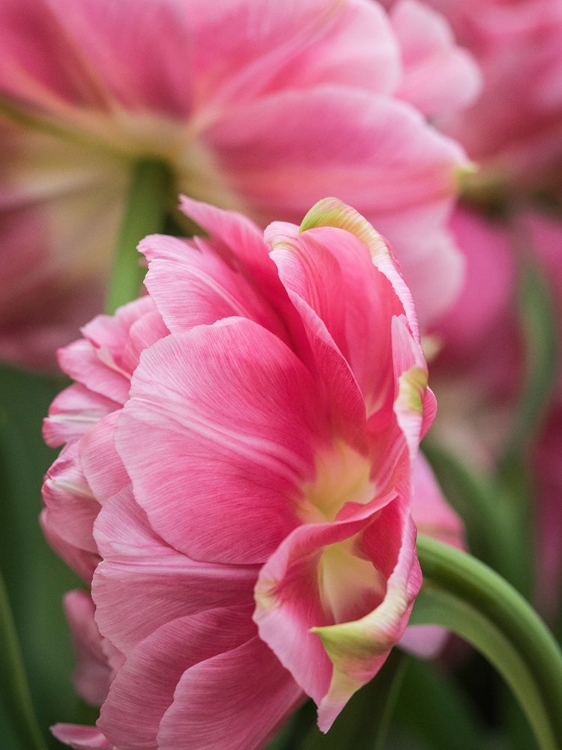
[{"x1": 0, "y1": 0, "x2": 478, "y2": 370}]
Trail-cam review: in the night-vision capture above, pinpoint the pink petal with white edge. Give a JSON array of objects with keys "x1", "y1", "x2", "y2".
[
  {"x1": 392, "y1": 315, "x2": 433, "y2": 461},
  {"x1": 92, "y1": 487, "x2": 259, "y2": 654},
  {"x1": 51, "y1": 724, "x2": 113, "y2": 750},
  {"x1": 43, "y1": 383, "x2": 118, "y2": 448},
  {"x1": 157, "y1": 636, "x2": 303, "y2": 750},
  {"x1": 254, "y1": 496, "x2": 419, "y2": 730},
  {"x1": 313, "y1": 504, "x2": 420, "y2": 731},
  {"x1": 41, "y1": 443, "x2": 100, "y2": 582},
  {"x1": 391, "y1": 0, "x2": 481, "y2": 117},
  {"x1": 77, "y1": 296, "x2": 167, "y2": 386},
  {"x1": 64, "y1": 590, "x2": 123, "y2": 706},
  {"x1": 98, "y1": 606, "x2": 256, "y2": 750},
  {"x1": 58, "y1": 339, "x2": 130, "y2": 408},
  {"x1": 296, "y1": 198, "x2": 420, "y2": 340},
  {"x1": 117, "y1": 318, "x2": 327, "y2": 565}
]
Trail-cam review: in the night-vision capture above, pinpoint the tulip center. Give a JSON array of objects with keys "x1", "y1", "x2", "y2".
[
  {"x1": 298, "y1": 441, "x2": 374, "y2": 523},
  {"x1": 318, "y1": 537, "x2": 385, "y2": 623}
]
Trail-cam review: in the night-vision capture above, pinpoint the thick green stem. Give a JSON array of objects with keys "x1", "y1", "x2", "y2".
[
  {"x1": 413, "y1": 535, "x2": 562, "y2": 750},
  {"x1": 0, "y1": 569, "x2": 48, "y2": 750},
  {"x1": 105, "y1": 159, "x2": 174, "y2": 314}
]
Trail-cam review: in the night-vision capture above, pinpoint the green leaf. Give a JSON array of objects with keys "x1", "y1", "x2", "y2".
[
  {"x1": 501, "y1": 257, "x2": 558, "y2": 471},
  {"x1": 266, "y1": 652, "x2": 406, "y2": 750},
  {"x1": 0, "y1": 569, "x2": 47, "y2": 750},
  {"x1": 391, "y1": 657, "x2": 485, "y2": 750},
  {"x1": 414, "y1": 535, "x2": 562, "y2": 750},
  {"x1": 422, "y1": 442, "x2": 529, "y2": 595},
  {"x1": 0, "y1": 363, "x2": 85, "y2": 748}
]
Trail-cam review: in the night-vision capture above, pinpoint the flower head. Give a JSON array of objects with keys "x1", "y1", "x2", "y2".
[
  {"x1": 0, "y1": 0, "x2": 473, "y2": 367},
  {"x1": 43, "y1": 197, "x2": 438, "y2": 749}
]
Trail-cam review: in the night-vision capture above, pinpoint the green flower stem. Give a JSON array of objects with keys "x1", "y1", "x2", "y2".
[
  {"x1": 0, "y1": 568, "x2": 47, "y2": 750},
  {"x1": 105, "y1": 158, "x2": 174, "y2": 314},
  {"x1": 414, "y1": 535, "x2": 562, "y2": 750},
  {"x1": 501, "y1": 256, "x2": 558, "y2": 472}
]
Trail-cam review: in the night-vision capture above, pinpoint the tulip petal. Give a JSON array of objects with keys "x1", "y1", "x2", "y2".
[
  {"x1": 117, "y1": 318, "x2": 328, "y2": 564},
  {"x1": 157, "y1": 637, "x2": 303, "y2": 750},
  {"x1": 98, "y1": 606, "x2": 256, "y2": 750},
  {"x1": 51, "y1": 724, "x2": 113, "y2": 750},
  {"x1": 390, "y1": 0, "x2": 481, "y2": 116},
  {"x1": 93, "y1": 488, "x2": 259, "y2": 654},
  {"x1": 63, "y1": 590, "x2": 123, "y2": 706},
  {"x1": 254, "y1": 495, "x2": 418, "y2": 730},
  {"x1": 268, "y1": 218, "x2": 404, "y2": 412}
]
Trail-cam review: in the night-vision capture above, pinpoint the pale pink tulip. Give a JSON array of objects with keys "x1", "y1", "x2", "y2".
[
  {"x1": 43, "y1": 197, "x2": 443, "y2": 749},
  {"x1": 0, "y1": 0, "x2": 474, "y2": 369}
]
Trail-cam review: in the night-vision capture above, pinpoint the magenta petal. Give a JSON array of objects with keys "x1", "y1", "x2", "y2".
[
  {"x1": 157, "y1": 636, "x2": 303, "y2": 750},
  {"x1": 98, "y1": 606, "x2": 256, "y2": 750},
  {"x1": 93, "y1": 488, "x2": 258, "y2": 654},
  {"x1": 117, "y1": 319, "x2": 328, "y2": 564}
]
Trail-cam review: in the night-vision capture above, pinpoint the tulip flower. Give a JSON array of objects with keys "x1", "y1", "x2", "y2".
[{"x1": 41, "y1": 196, "x2": 442, "y2": 748}]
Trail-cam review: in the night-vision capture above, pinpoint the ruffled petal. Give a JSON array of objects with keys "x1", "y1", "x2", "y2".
[
  {"x1": 157, "y1": 636, "x2": 302, "y2": 750},
  {"x1": 254, "y1": 495, "x2": 419, "y2": 730},
  {"x1": 41, "y1": 443, "x2": 100, "y2": 582},
  {"x1": 267, "y1": 212, "x2": 405, "y2": 412},
  {"x1": 92, "y1": 488, "x2": 258, "y2": 654},
  {"x1": 98, "y1": 606, "x2": 256, "y2": 750}
]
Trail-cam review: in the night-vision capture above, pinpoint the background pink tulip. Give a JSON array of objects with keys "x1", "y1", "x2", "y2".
[
  {"x1": 418, "y1": 0, "x2": 562, "y2": 194},
  {"x1": 0, "y1": 0, "x2": 476, "y2": 369},
  {"x1": 380, "y1": 0, "x2": 562, "y2": 618},
  {"x1": 41, "y1": 197, "x2": 450, "y2": 749}
]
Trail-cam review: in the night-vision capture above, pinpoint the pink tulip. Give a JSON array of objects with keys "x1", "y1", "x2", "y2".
[
  {"x1": 43, "y1": 196, "x2": 442, "y2": 749},
  {"x1": 419, "y1": 0, "x2": 562, "y2": 192},
  {"x1": 0, "y1": 0, "x2": 474, "y2": 369}
]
